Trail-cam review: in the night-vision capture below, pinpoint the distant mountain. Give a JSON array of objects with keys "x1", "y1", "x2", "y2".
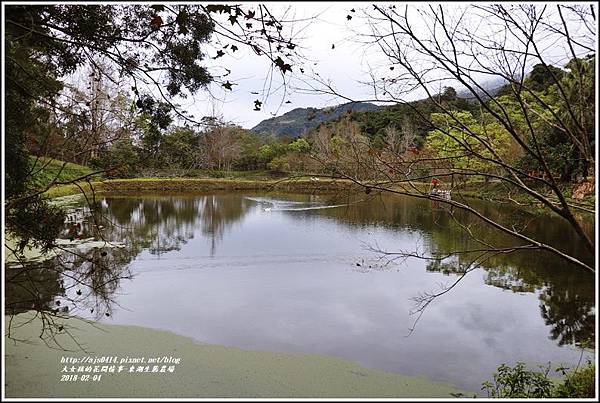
[
  {"x1": 456, "y1": 77, "x2": 509, "y2": 100},
  {"x1": 251, "y1": 102, "x2": 382, "y2": 138}
]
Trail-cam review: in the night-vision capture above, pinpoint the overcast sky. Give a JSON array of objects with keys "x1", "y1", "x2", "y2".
[
  {"x1": 167, "y1": 2, "x2": 595, "y2": 130},
  {"x1": 186, "y1": 2, "x2": 384, "y2": 129}
]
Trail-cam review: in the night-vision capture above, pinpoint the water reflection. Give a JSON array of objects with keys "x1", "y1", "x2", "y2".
[
  {"x1": 5, "y1": 260, "x2": 64, "y2": 314},
  {"x1": 4, "y1": 191, "x2": 595, "y2": 390},
  {"x1": 316, "y1": 193, "x2": 595, "y2": 348},
  {"x1": 102, "y1": 195, "x2": 252, "y2": 256},
  {"x1": 6, "y1": 195, "x2": 253, "y2": 316}
]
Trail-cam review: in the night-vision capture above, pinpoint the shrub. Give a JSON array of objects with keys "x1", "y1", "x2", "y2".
[
  {"x1": 267, "y1": 156, "x2": 291, "y2": 172},
  {"x1": 554, "y1": 360, "x2": 596, "y2": 398},
  {"x1": 482, "y1": 361, "x2": 596, "y2": 398},
  {"x1": 482, "y1": 362, "x2": 554, "y2": 398}
]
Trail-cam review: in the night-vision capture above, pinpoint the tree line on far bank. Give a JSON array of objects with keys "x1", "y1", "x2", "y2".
[{"x1": 26, "y1": 55, "x2": 594, "y2": 188}]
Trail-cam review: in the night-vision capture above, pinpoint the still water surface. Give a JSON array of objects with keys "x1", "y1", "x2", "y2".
[{"x1": 8, "y1": 192, "x2": 595, "y2": 392}]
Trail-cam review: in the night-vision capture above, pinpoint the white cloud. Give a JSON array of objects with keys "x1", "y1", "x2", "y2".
[
  {"x1": 189, "y1": 2, "x2": 382, "y2": 129},
  {"x1": 174, "y1": 2, "x2": 595, "y2": 129}
]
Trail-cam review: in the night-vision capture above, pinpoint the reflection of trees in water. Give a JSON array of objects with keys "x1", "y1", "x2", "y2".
[
  {"x1": 4, "y1": 245, "x2": 134, "y2": 347},
  {"x1": 102, "y1": 195, "x2": 250, "y2": 256},
  {"x1": 540, "y1": 284, "x2": 595, "y2": 348},
  {"x1": 198, "y1": 195, "x2": 249, "y2": 255},
  {"x1": 7, "y1": 195, "x2": 252, "y2": 310},
  {"x1": 425, "y1": 236, "x2": 594, "y2": 350},
  {"x1": 428, "y1": 224, "x2": 594, "y2": 348},
  {"x1": 6, "y1": 243, "x2": 135, "y2": 317},
  {"x1": 6, "y1": 192, "x2": 593, "y2": 350},
  {"x1": 319, "y1": 192, "x2": 595, "y2": 348},
  {"x1": 483, "y1": 265, "x2": 537, "y2": 293},
  {"x1": 5, "y1": 260, "x2": 65, "y2": 315},
  {"x1": 104, "y1": 197, "x2": 199, "y2": 255},
  {"x1": 56, "y1": 245, "x2": 135, "y2": 318},
  {"x1": 5, "y1": 194, "x2": 252, "y2": 345},
  {"x1": 321, "y1": 192, "x2": 594, "y2": 265}
]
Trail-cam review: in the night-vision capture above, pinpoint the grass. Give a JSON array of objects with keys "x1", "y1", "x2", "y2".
[
  {"x1": 29, "y1": 156, "x2": 100, "y2": 189},
  {"x1": 40, "y1": 176, "x2": 359, "y2": 199},
  {"x1": 43, "y1": 181, "x2": 102, "y2": 199}
]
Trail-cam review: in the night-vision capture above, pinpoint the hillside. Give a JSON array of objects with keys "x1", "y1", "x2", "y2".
[
  {"x1": 251, "y1": 102, "x2": 381, "y2": 138},
  {"x1": 28, "y1": 156, "x2": 98, "y2": 189}
]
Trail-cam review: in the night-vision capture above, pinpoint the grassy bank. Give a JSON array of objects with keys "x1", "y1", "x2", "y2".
[
  {"x1": 5, "y1": 312, "x2": 467, "y2": 398},
  {"x1": 43, "y1": 176, "x2": 364, "y2": 199},
  {"x1": 29, "y1": 156, "x2": 98, "y2": 189}
]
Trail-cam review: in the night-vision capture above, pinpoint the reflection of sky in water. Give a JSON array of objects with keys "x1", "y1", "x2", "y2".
[{"x1": 83, "y1": 194, "x2": 594, "y2": 392}]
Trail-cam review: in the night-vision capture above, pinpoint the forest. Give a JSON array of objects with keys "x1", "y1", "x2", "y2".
[{"x1": 17, "y1": 57, "x2": 596, "y2": 184}]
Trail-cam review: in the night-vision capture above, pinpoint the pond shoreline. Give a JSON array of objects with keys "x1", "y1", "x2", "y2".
[
  {"x1": 4, "y1": 312, "x2": 469, "y2": 398},
  {"x1": 43, "y1": 177, "x2": 594, "y2": 218},
  {"x1": 6, "y1": 188, "x2": 593, "y2": 397},
  {"x1": 44, "y1": 177, "x2": 362, "y2": 199}
]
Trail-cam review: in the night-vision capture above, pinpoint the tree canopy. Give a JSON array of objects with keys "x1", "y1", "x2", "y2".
[{"x1": 5, "y1": 3, "x2": 301, "y2": 253}]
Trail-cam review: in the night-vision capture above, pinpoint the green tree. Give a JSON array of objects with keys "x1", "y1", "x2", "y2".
[
  {"x1": 557, "y1": 56, "x2": 595, "y2": 179},
  {"x1": 5, "y1": 3, "x2": 301, "y2": 254},
  {"x1": 288, "y1": 138, "x2": 311, "y2": 153},
  {"x1": 309, "y1": 4, "x2": 595, "y2": 272},
  {"x1": 159, "y1": 126, "x2": 200, "y2": 170},
  {"x1": 235, "y1": 131, "x2": 263, "y2": 170},
  {"x1": 90, "y1": 138, "x2": 141, "y2": 178},
  {"x1": 258, "y1": 145, "x2": 276, "y2": 166},
  {"x1": 492, "y1": 57, "x2": 595, "y2": 181},
  {"x1": 426, "y1": 111, "x2": 515, "y2": 174},
  {"x1": 4, "y1": 4, "x2": 213, "y2": 252},
  {"x1": 524, "y1": 64, "x2": 566, "y2": 92}
]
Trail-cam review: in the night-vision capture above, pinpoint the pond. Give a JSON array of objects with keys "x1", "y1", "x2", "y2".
[{"x1": 5, "y1": 191, "x2": 595, "y2": 393}]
